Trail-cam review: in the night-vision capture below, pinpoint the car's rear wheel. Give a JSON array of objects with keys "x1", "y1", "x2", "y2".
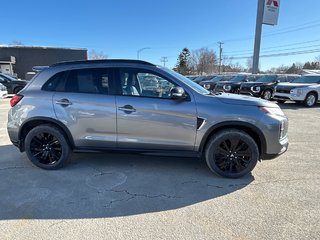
[
  {"x1": 303, "y1": 92, "x2": 318, "y2": 107},
  {"x1": 262, "y1": 89, "x2": 273, "y2": 100},
  {"x1": 25, "y1": 125, "x2": 71, "y2": 169},
  {"x1": 205, "y1": 129, "x2": 259, "y2": 178}
]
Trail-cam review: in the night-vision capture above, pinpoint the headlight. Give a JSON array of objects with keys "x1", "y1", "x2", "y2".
[
  {"x1": 260, "y1": 106, "x2": 285, "y2": 116},
  {"x1": 223, "y1": 85, "x2": 231, "y2": 91},
  {"x1": 251, "y1": 86, "x2": 260, "y2": 93},
  {"x1": 290, "y1": 88, "x2": 304, "y2": 96},
  {"x1": 204, "y1": 84, "x2": 211, "y2": 90}
]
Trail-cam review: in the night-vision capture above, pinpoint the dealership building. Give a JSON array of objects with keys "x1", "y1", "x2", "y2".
[{"x1": 0, "y1": 45, "x2": 87, "y2": 79}]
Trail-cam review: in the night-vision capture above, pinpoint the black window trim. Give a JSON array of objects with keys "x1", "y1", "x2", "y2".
[
  {"x1": 41, "y1": 67, "x2": 117, "y2": 95},
  {"x1": 114, "y1": 67, "x2": 191, "y2": 101}
]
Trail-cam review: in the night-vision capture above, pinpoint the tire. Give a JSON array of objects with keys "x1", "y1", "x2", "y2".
[
  {"x1": 25, "y1": 124, "x2": 71, "y2": 169},
  {"x1": 262, "y1": 89, "x2": 273, "y2": 100},
  {"x1": 303, "y1": 92, "x2": 318, "y2": 107},
  {"x1": 205, "y1": 129, "x2": 259, "y2": 178},
  {"x1": 277, "y1": 100, "x2": 286, "y2": 104},
  {"x1": 13, "y1": 86, "x2": 24, "y2": 94}
]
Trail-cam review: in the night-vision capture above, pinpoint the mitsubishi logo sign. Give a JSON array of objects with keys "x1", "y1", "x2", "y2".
[
  {"x1": 267, "y1": 0, "x2": 279, "y2": 7},
  {"x1": 263, "y1": 0, "x2": 280, "y2": 25}
]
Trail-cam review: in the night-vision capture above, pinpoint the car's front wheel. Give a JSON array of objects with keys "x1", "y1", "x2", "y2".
[
  {"x1": 303, "y1": 92, "x2": 318, "y2": 107},
  {"x1": 205, "y1": 129, "x2": 259, "y2": 178},
  {"x1": 25, "y1": 124, "x2": 71, "y2": 169},
  {"x1": 262, "y1": 89, "x2": 273, "y2": 100}
]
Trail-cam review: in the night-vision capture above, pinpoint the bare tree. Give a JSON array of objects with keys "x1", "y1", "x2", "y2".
[
  {"x1": 89, "y1": 50, "x2": 108, "y2": 60},
  {"x1": 190, "y1": 48, "x2": 217, "y2": 75},
  {"x1": 10, "y1": 40, "x2": 24, "y2": 45}
]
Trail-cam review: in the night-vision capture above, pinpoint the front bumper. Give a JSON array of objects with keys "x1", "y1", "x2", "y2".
[
  {"x1": 261, "y1": 138, "x2": 288, "y2": 160},
  {"x1": 0, "y1": 90, "x2": 8, "y2": 98},
  {"x1": 273, "y1": 92, "x2": 306, "y2": 101},
  {"x1": 239, "y1": 89, "x2": 261, "y2": 97}
]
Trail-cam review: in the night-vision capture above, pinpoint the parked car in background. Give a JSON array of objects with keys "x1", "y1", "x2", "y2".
[
  {"x1": 0, "y1": 73, "x2": 28, "y2": 94},
  {"x1": 273, "y1": 74, "x2": 320, "y2": 107},
  {"x1": 7, "y1": 59, "x2": 288, "y2": 178},
  {"x1": 199, "y1": 75, "x2": 235, "y2": 91},
  {"x1": 0, "y1": 83, "x2": 8, "y2": 98},
  {"x1": 214, "y1": 74, "x2": 255, "y2": 93},
  {"x1": 239, "y1": 74, "x2": 300, "y2": 100},
  {"x1": 185, "y1": 75, "x2": 198, "y2": 81},
  {"x1": 193, "y1": 75, "x2": 216, "y2": 84}
]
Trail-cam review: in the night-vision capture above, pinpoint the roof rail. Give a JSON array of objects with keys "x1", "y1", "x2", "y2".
[
  {"x1": 50, "y1": 59, "x2": 155, "y2": 67},
  {"x1": 32, "y1": 66, "x2": 49, "y2": 72}
]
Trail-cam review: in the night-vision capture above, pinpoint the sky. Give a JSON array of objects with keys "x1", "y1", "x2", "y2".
[{"x1": 3, "y1": 0, "x2": 320, "y2": 71}]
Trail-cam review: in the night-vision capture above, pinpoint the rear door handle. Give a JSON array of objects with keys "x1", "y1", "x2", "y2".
[
  {"x1": 55, "y1": 98, "x2": 72, "y2": 106},
  {"x1": 118, "y1": 105, "x2": 136, "y2": 113}
]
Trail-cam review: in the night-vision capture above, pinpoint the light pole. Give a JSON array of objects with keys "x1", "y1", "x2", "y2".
[
  {"x1": 137, "y1": 47, "x2": 151, "y2": 60},
  {"x1": 252, "y1": 0, "x2": 265, "y2": 74}
]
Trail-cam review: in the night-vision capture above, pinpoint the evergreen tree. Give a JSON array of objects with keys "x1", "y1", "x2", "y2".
[{"x1": 175, "y1": 48, "x2": 192, "y2": 75}]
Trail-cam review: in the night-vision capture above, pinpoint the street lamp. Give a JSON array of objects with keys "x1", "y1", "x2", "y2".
[{"x1": 137, "y1": 47, "x2": 151, "y2": 60}]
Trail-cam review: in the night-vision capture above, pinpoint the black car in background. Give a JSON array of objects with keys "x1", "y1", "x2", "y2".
[
  {"x1": 0, "y1": 73, "x2": 27, "y2": 94},
  {"x1": 193, "y1": 75, "x2": 217, "y2": 84},
  {"x1": 199, "y1": 75, "x2": 235, "y2": 91},
  {"x1": 214, "y1": 75, "x2": 255, "y2": 93},
  {"x1": 239, "y1": 74, "x2": 300, "y2": 100}
]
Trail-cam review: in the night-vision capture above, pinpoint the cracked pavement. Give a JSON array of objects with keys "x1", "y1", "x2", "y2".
[{"x1": 0, "y1": 98, "x2": 319, "y2": 240}]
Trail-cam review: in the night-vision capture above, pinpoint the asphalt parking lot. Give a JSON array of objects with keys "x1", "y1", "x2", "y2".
[{"x1": 0, "y1": 97, "x2": 319, "y2": 240}]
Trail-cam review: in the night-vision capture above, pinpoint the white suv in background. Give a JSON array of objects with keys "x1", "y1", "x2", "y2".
[
  {"x1": 0, "y1": 83, "x2": 8, "y2": 98},
  {"x1": 273, "y1": 75, "x2": 320, "y2": 107}
]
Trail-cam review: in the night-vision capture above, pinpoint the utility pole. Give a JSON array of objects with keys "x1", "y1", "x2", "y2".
[
  {"x1": 218, "y1": 42, "x2": 224, "y2": 74},
  {"x1": 252, "y1": 0, "x2": 265, "y2": 74},
  {"x1": 160, "y1": 57, "x2": 168, "y2": 67}
]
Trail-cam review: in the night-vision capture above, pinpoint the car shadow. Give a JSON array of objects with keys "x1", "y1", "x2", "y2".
[{"x1": 0, "y1": 144, "x2": 254, "y2": 220}]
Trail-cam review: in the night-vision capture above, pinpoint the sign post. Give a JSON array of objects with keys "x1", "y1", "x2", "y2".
[{"x1": 252, "y1": 0, "x2": 280, "y2": 74}]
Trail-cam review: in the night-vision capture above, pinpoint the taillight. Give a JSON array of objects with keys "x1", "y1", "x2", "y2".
[{"x1": 10, "y1": 95, "x2": 23, "y2": 107}]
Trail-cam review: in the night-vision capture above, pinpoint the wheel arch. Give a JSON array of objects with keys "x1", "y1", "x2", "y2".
[
  {"x1": 18, "y1": 117, "x2": 75, "y2": 152},
  {"x1": 306, "y1": 90, "x2": 319, "y2": 100},
  {"x1": 199, "y1": 121, "x2": 267, "y2": 157}
]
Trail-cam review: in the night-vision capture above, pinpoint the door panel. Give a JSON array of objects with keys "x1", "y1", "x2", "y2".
[
  {"x1": 116, "y1": 96, "x2": 197, "y2": 150},
  {"x1": 54, "y1": 92, "x2": 117, "y2": 148}
]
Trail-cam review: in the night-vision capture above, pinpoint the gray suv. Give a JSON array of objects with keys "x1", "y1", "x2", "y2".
[{"x1": 7, "y1": 60, "x2": 288, "y2": 178}]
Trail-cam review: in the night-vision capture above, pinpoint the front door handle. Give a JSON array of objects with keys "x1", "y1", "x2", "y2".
[
  {"x1": 55, "y1": 98, "x2": 72, "y2": 106},
  {"x1": 118, "y1": 105, "x2": 136, "y2": 113}
]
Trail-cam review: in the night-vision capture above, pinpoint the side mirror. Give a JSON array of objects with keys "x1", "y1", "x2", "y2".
[
  {"x1": 170, "y1": 86, "x2": 186, "y2": 100},
  {"x1": 275, "y1": 79, "x2": 280, "y2": 83}
]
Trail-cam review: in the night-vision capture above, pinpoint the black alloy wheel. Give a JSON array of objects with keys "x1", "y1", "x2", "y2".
[
  {"x1": 30, "y1": 132, "x2": 62, "y2": 165},
  {"x1": 25, "y1": 125, "x2": 71, "y2": 169},
  {"x1": 205, "y1": 129, "x2": 259, "y2": 178}
]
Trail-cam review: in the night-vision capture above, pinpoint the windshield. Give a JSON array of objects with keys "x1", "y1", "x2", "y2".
[
  {"x1": 161, "y1": 67, "x2": 210, "y2": 94},
  {"x1": 257, "y1": 75, "x2": 277, "y2": 83},
  {"x1": 0, "y1": 73, "x2": 16, "y2": 81},
  {"x1": 229, "y1": 75, "x2": 247, "y2": 82},
  {"x1": 291, "y1": 76, "x2": 320, "y2": 83}
]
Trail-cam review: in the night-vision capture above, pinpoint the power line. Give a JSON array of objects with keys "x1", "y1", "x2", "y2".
[
  {"x1": 227, "y1": 43, "x2": 320, "y2": 57},
  {"x1": 224, "y1": 39, "x2": 320, "y2": 54},
  {"x1": 230, "y1": 48, "x2": 320, "y2": 60},
  {"x1": 221, "y1": 19, "x2": 320, "y2": 43}
]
